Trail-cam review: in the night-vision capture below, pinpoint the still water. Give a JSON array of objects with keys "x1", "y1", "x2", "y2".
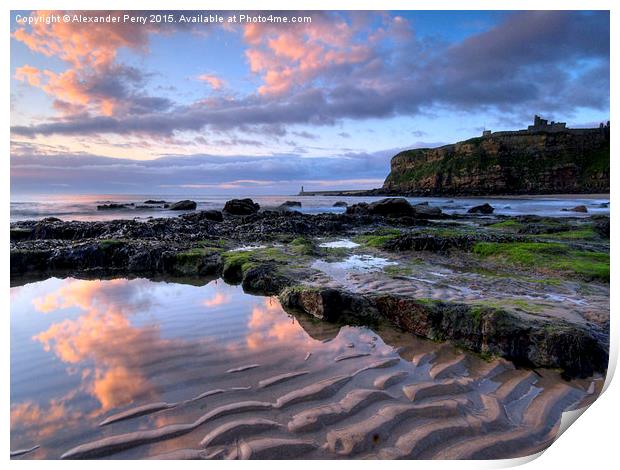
[{"x1": 11, "y1": 277, "x2": 598, "y2": 459}]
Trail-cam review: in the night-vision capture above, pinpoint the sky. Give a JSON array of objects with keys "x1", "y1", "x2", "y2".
[{"x1": 10, "y1": 10, "x2": 610, "y2": 195}]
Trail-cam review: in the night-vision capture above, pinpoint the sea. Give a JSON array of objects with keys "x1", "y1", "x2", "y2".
[{"x1": 10, "y1": 193, "x2": 610, "y2": 222}]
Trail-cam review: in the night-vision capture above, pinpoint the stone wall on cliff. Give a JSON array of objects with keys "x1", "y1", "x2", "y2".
[{"x1": 382, "y1": 129, "x2": 610, "y2": 195}]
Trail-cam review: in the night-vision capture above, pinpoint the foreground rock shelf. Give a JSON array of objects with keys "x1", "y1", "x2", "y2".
[{"x1": 10, "y1": 199, "x2": 609, "y2": 378}]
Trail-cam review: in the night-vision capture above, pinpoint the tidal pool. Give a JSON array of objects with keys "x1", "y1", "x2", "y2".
[{"x1": 11, "y1": 277, "x2": 600, "y2": 460}]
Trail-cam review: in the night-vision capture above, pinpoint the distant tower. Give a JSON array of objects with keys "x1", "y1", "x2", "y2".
[{"x1": 300, "y1": 185, "x2": 305, "y2": 195}]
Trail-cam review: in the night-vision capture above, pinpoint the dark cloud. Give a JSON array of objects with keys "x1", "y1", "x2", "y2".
[
  {"x1": 11, "y1": 11, "x2": 609, "y2": 138},
  {"x1": 11, "y1": 142, "x2": 447, "y2": 193}
]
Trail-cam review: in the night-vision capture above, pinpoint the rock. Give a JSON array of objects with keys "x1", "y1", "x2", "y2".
[
  {"x1": 223, "y1": 198, "x2": 260, "y2": 215},
  {"x1": 97, "y1": 203, "x2": 134, "y2": 210},
  {"x1": 467, "y1": 203, "x2": 494, "y2": 214},
  {"x1": 168, "y1": 200, "x2": 197, "y2": 211},
  {"x1": 144, "y1": 200, "x2": 167, "y2": 204},
  {"x1": 371, "y1": 295, "x2": 608, "y2": 378},
  {"x1": 241, "y1": 264, "x2": 291, "y2": 296},
  {"x1": 592, "y1": 216, "x2": 610, "y2": 238},
  {"x1": 347, "y1": 198, "x2": 414, "y2": 217},
  {"x1": 568, "y1": 205, "x2": 588, "y2": 213},
  {"x1": 280, "y1": 285, "x2": 607, "y2": 377},
  {"x1": 279, "y1": 201, "x2": 302, "y2": 208},
  {"x1": 369, "y1": 198, "x2": 414, "y2": 216},
  {"x1": 181, "y1": 210, "x2": 223, "y2": 222},
  {"x1": 279, "y1": 287, "x2": 378, "y2": 323},
  {"x1": 413, "y1": 204, "x2": 442, "y2": 217},
  {"x1": 345, "y1": 202, "x2": 370, "y2": 215},
  {"x1": 333, "y1": 201, "x2": 348, "y2": 207},
  {"x1": 10, "y1": 228, "x2": 31, "y2": 241}
]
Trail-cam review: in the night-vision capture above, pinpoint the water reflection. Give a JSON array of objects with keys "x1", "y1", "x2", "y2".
[
  {"x1": 11, "y1": 277, "x2": 596, "y2": 460},
  {"x1": 10, "y1": 277, "x2": 340, "y2": 458}
]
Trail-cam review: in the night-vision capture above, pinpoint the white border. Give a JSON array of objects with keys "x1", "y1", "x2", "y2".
[{"x1": 3, "y1": 1, "x2": 617, "y2": 468}]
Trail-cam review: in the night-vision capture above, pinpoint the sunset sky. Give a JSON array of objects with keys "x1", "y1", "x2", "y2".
[{"x1": 10, "y1": 10, "x2": 610, "y2": 195}]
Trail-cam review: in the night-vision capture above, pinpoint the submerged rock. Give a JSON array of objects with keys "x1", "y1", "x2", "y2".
[
  {"x1": 144, "y1": 200, "x2": 167, "y2": 204},
  {"x1": 168, "y1": 200, "x2": 197, "y2": 211},
  {"x1": 223, "y1": 198, "x2": 260, "y2": 215},
  {"x1": 413, "y1": 203, "x2": 442, "y2": 217},
  {"x1": 280, "y1": 201, "x2": 302, "y2": 208},
  {"x1": 333, "y1": 201, "x2": 348, "y2": 207},
  {"x1": 562, "y1": 205, "x2": 588, "y2": 213},
  {"x1": 467, "y1": 203, "x2": 494, "y2": 214},
  {"x1": 97, "y1": 203, "x2": 134, "y2": 210}
]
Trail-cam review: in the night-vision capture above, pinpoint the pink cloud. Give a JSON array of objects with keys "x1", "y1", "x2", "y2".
[
  {"x1": 13, "y1": 10, "x2": 151, "y2": 70},
  {"x1": 197, "y1": 73, "x2": 225, "y2": 90},
  {"x1": 241, "y1": 14, "x2": 399, "y2": 96}
]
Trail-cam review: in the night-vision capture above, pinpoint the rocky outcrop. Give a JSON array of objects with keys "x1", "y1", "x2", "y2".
[
  {"x1": 346, "y1": 198, "x2": 443, "y2": 219},
  {"x1": 279, "y1": 287, "x2": 379, "y2": 324},
  {"x1": 168, "y1": 200, "x2": 197, "y2": 210},
  {"x1": 382, "y1": 129, "x2": 610, "y2": 195},
  {"x1": 279, "y1": 286, "x2": 608, "y2": 377},
  {"x1": 563, "y1": 205, "x2": 588, "y2": 213},
  {"x1": 223, "y1": 198, "x2": 260, "y2": 215},
  {"x1": 468, "y1": 203, "x2": 495, "y2": 214}
]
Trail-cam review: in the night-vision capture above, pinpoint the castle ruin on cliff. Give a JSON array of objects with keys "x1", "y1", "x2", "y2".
[{"x1": 482, "y1": 115, "x2": 609, "y2": 138}]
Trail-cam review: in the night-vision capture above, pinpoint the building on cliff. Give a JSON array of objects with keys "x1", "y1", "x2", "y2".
[{"x1": 481, "y1": 115, "x2": 609, "y2": 137}]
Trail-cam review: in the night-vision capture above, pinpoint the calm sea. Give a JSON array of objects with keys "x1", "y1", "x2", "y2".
[{"x1": 10, "y1": 193, "x2": 610, "y2": 222}]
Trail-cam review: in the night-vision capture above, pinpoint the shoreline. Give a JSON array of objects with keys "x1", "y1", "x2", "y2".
[{"x1": 297, "y1": 190, "x2": 610, "y2": 199}]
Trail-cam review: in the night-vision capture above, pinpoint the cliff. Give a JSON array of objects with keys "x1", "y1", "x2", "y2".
[{"x1": 382, "y1": 128, "x2": 610, "y2": 195}]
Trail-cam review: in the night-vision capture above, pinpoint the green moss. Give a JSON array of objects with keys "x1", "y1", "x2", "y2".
[
  {"x1": 469, "y1": 306, "x2": 484, "y2": 327},
  {"x1": 177, "y1": 247, "x2": 214, "y2": 258},
  {"x1": 174, "y1": 247, "x2": 220, "y2": 271},
  {"x1": 512, "y1": 299, "x2": 544, "y2": 313},
  {"x1": 354, "y1": 228, "x2": 402, "y2": 248},
  {"x1": 473, "y1": 241, "x2": 609, "y2": 281},
  {"x1": 474, "y1": 299, "x2": 544, "y2": 314},
  {"x1": 98, "y1": 239, "x2": 125, "y2": 249},
  {"x1": 415, "y1": 298, "x2": 441, "y2": 308},
  {"x1": 383, "y1": 264, "x2": 414, "y2": 276},
  {"x1": 419, "y1": 226, "x2": 475, "y2": 237},
  {"x1": 198, "y1": 239, "x2": 227, "y2": 248},
  {"x1": 473, "y1": 241, "x2": 565, "y2": 263},
  {"x1": 488, "y1": 220, "x2": 523, "y2": 230},
  {"x1": 538, "y1": 228, "x2": 598, "y2": 240},
  {"x1": 255, "y1": 247, "x2": 291, "y2": 262},
  {"x1": 551, "y1": 252, "x2": 609, "y2": 281},
  {"x1": 221, "y1": 251, "x2": 254, "y2": 273},
  {"x1": 289, "y1": 237, "x2": 315, "y2": 255}
]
